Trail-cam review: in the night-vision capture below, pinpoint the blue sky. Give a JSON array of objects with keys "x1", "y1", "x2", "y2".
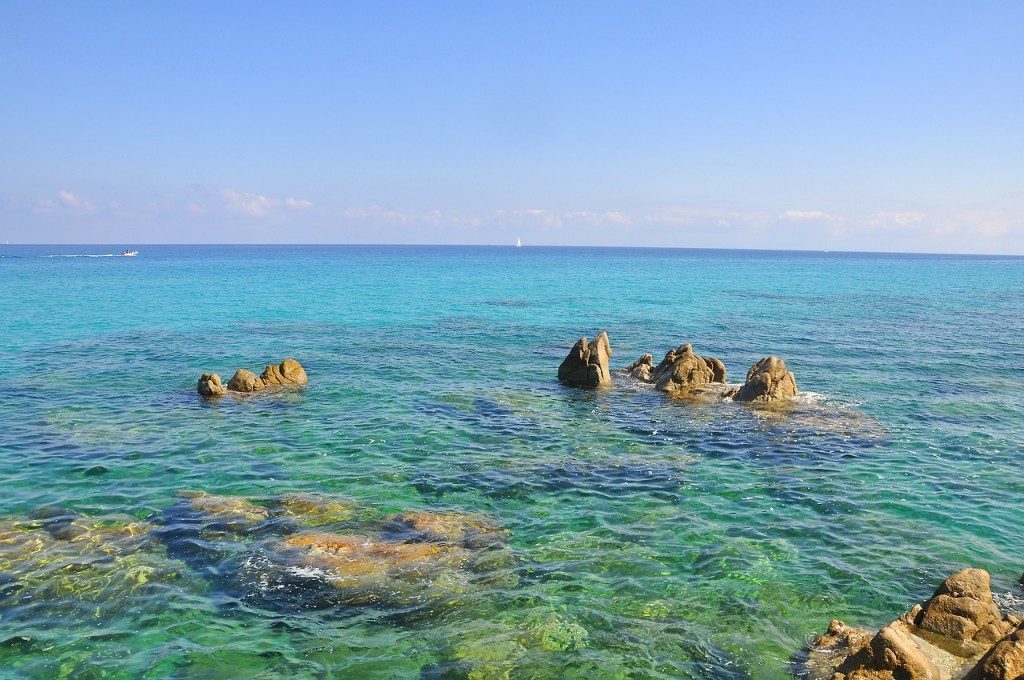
[{"x1": 2, "y1": 2, "x2": 1022, "y2": 253}]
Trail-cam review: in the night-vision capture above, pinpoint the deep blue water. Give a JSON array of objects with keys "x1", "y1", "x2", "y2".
[{"x1": 0, "y1": 244, "x2": 1022, "y2": 678}]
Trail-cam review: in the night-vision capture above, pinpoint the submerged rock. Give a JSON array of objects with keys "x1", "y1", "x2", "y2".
[
  {"x1": 558, "y1": 332, "x2": 612, "y2": 387},
  {"x1": 801, "y1": 568, "x2": 1023, "y2": 680},
  {"x1": 177, "y1": 491, "x2": 271, "y2": 533},
  {"x1": 385, "y1": 510, "x2": 508, "y2": 549},
  {"x1": 197, "y1": 372, "x2": 226, "y2": 397},
  {"x1": 269, "y1": 529, "x2": 510, "y2": 607},
  {"x1": 0, "y1": 514, "x2": 179, "y2": 609},
  {"x1": 730, "y1": 356, "x2": 797, "y2": 403},
  {"x1": 272, "y1": 492, "x2": 359, "y2": 527}
]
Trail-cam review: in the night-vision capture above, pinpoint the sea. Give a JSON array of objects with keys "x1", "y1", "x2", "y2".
[{"x1": 0, "y1": 244, "x2": 1022, "y2": 679}]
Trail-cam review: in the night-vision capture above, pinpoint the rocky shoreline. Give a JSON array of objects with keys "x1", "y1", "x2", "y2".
[{"x1": 797, "y1": 568, "x2": 1024, "y2": 679}]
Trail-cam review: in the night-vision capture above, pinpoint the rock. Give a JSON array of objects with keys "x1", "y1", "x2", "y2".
[
  {"x1": 643, "y1": 343, "x2": 727, "y2": 394},
  {"x1": 804, "y1": 619, "x2": 875, "y2": 679},
  {"x1": 200, "y1": 359, "x2": 307, "y2": 395},
  {"x1": 260, "y1": 359, "x2": 308, "y2": 387},
  {"x1": 731, "y1": 356, "x2": 797, "y2": 403},
  {"x1": 226, "y1": 369, "x2": 265, "y2": 392},
  {"x1": 801, "y1": 569, "x2": 1021, "y2": 680},
  {"x1": 835, "y1": 622, "x2": 942, "y2": 679},
  {"x1": 625, "y1": 354, "x2": 654, "y2": 382},
  {"x1": 964, "y1": 625, "x2": 1024, "y2": 679},
  {"x1": 557, "y1": 332, "x2": 612, "y2": 387},
  {"x1": 705, "y1": 357, "x2": 727, "y2": 383},
  {"x1": 909, "y1": 568, "x2": 1014, "y2": 650},
  {"x1": 197, "y1": 372, "x2": 226, "y2": 397},
  {"x1": 651, "y1": 343, "x2": 712, "y2": 393}
]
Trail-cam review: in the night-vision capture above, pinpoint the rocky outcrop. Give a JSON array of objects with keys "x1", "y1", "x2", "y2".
[
  {"x1": 801, "y1": 568, "x2": 1024, "y2": 680},
  {"x1": 197, "y1": 373, "x2": 226, "y2": 397},
  {"x1": 197, "y1": 359, "x2": 308, "y2": 396},
  {"x1": 729, "y1": 356, "x2": 797, "y2": 403},
  {"x1": 627, "y1": 343, "x2": 727, "y2": 395},
  {"x1": 558, "y1": 332, "x2": 612, "y2": 387},
  {"x1": 260, "y1": 358, "x2": 308, "y2": 386}
]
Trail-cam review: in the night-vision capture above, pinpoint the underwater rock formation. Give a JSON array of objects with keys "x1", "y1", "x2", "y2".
[
  {"x1": 729, "y1": 355, "x2": 797, "y2": 403},
  {"x1": 164, "y1": 491, "x2": 518, "y2": 612},
  {"x1": 801, "y1": 568, "x2": 1024, "y2": 680},
  {"x1": 558, "y1": 332, "x2": 612, "y2": 387},
  {"x1": 0, "y1": 511, "x2": 180, "y2": 609},
  {"x1": 197, "y1": 358, "x2": 308, "y2": 396}
]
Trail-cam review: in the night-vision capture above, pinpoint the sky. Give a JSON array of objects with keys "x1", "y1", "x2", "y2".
[{"x1": 1, "y1": 2, "x2": 1022, "y2": 253}]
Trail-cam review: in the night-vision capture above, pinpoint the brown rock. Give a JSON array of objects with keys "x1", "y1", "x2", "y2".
[
  {"x1": 226, "y1": 369, "x2": 265, "y2": 392},
  {"x1": 912, "y1": 569, "x2": 1013, "y2": 648},
  {"x1": 260, "y1": 358, "x2": 308, "y2": 386},
  {"x1": 835, "y1": 622, "x2": 942, "y2": 680},
  {"x1": 964, "y1": 625, "x2": 1024, "y2": 680},
  {"x1": 804, "y1": 619, "x2": 875, "y2": 679},
  {"x1": 557, "y1": 332, "x2": 612, "y2": 387},
  {"x1": 197, "y1": 373, "x2": 226, "y2": 397},
  {"x1": 650, "y1": 343, "x2": 714, "y2": 393},
  {"x1": 705, "y1": 357, "x2": 727, "y2": 383},
  {"x1": 625, "y1": 354, "x2": 654, "y2": 381},
  {"x1": 731, "y1": 356, "x2": 798, "y2": 403}
]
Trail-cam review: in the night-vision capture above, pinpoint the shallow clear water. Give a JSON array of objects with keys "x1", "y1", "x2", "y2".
[{"x1": 1, "y1": 244, "x2": 1022, "y2": 678}]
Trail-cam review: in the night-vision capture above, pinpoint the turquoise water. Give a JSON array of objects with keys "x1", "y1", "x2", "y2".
[{"x1": 1, "y1": 244, "x2": 1022, "y2": 679}]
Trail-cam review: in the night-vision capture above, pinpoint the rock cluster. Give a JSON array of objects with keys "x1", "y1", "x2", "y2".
[
  {"x1": 557, "y1": 332, "x2": 613, "y2": 387},
  {"x1": 197, "y1": 358, "x2": 308, "y2": 397},
  {"x1": 638, "y1": 342, "x2": 727, "y2": 394},
  {"x1": 561, "y1": 332, "x2": 801, "y2": 404},
  {"x1": 801, "y1": 568, "x2": 1024, "y2": 680}
]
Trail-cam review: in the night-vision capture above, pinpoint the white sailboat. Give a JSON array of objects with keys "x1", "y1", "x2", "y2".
[{"x1": 515, "y1": 236, "x2": 522, "y2": 247}]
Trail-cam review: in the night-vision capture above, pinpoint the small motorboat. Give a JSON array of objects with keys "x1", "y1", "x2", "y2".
[{"x1": 121, "y1": 249, "x2": 139, "y2": 257}]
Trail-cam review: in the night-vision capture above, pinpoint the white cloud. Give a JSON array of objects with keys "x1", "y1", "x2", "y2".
[
  {"x1": 564, "y1": 210, "x2": 634, "y2": 226},
  {"x1": 864, "y1": 211, "x2": 927, "y2": 230},
  {"x1": 781, "y1": 210, "x2": 837, "y2": 222},
  {"x1": 495, "y1": 208, "x2": 564, "y2": 228},
  {"x1": 221, "y1": 189, "x2": 313, "y2": 217}
]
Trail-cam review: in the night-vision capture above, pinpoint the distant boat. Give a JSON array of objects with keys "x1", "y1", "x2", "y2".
[
  {"x1": 121, "y1": 249, "x2": 138, "y2": 257},
  {"x1": 515, "y1": 236, "x2": 522, "y2": 247}
]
